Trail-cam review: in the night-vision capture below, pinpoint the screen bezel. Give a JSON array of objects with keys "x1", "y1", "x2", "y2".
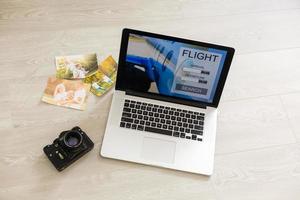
[{"x1": 116, "y1": 28, "x2": 235, "y2": 108}]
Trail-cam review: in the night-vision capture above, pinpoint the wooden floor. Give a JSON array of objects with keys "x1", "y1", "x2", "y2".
[{"x1": 1, "y1": 0, "x2": 300, "y2": 199}]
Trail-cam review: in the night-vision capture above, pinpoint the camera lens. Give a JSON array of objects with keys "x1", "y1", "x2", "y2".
[{"x1": 64, "y1": 131, "x2": 83, "y2": 148}]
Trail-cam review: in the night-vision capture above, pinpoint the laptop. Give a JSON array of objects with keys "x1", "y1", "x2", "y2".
[{"x1": 101, "y1": 28, "x2": 235, "y2": 175}]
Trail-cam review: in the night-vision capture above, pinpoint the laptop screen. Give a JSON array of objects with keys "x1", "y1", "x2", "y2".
[{"x1": 117, "y1": 29, "x2": 234, "y2": 107}]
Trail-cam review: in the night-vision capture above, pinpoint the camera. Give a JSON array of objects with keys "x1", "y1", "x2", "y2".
[{"x1": 43, "y1": 126, "x2": 94, "y2": 171}]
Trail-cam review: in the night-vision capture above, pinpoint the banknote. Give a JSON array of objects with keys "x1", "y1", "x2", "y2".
[
  {"x1": 83, "y1": 55, "x2": 117, "y2": 96},
  {"x1": 100, "y1": 55, "x2": 117, "y2": 81},
  {"x1": 84, "y1": 69, "x2": 114, "y2": 96}
]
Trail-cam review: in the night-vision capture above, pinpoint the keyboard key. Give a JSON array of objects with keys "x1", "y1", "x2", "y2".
[
  {"x1": 122, "y1": 112, "x2": 131, "y2": 118},
  {"x1": 172, "y1": 121, "x2": 176, "y2": 126},
  {"x1": 188, "y1": 119, "x2": 193, "y2": 123},
  {"x1": 132, "y1": 124, "x2": 137, "y2": 129},
  {"x1": 155, "y1": 118, "x2": 159, "y2": 122},
  {"x1": 183, "y1": 123, "x2": 188, "y2": 127},
  {"x1": 166, "y1": 120, "x2": 171, "y2": 124},
  {"x1": 168, "y1": 125, "x2": 173, "y2": 130},
  {"x1": 143, "y1": 116, "x2": 148, "y2": 120},
  {"x1": 191, "y1": 130, "x2": 203, "y2": 135},
  {"x1": 134, "y1": 119, "x2": 139, "y2": 124},
  {"x1": 179, "y1": 127, "x2": 184, "y2": 132},
  {"x1": 146, "y1": 121, "x2": 150, "y2": 126},
  {"x1": 120, "y1": 122, "x2": 125, "y2": 127},
  {"x1": 160, "y1": 114, "x2": 165, "y2": 118},
  {"x1": 138, "y1": 115, "x2": 143, "y2": 119},
  {"x1": 149, "y1": 112, "x2": 153, "y2": 116},
  {"x1": 195, "y1": 125, "x2": 203, "y2": 130},
  {"x1": 166, "y1": 115, "x2": 170, "y2": 119},
  {"x1": 174, "y1": 112, "x2": 179, "y2": 116},
  {"x1": 147, "y1": 107, "x2": 151, "y2": 111},
  {"x1": 197, "y1": 138, "x2": 203, "y2": 141},
  {"x1": 169, "y1": 111, "x2": 174, "y2": 115},
  {"x1": 186, "y1": 114, "x2": 190, "y2": 118},
  {"x1": 151, "y1": 122, "x2": 156, "y2": 127},
  {"x1": 123, "y1": 107, "x2": 131, "y2": 112},
  {"x1": 180, "y1": 133, "x2": 185, "y2": 138},
  {"x1": 186, "y1": 136, "x2": 191, "y2": 139},
  {"x1": 161, "y1": 119, "x2": 165, "y2": 123},
  {"x1": 189, "y1": 124, "x2": 193, "y2": 129},
  {"x1": 185, "y1": 129, "x2": 190, "y2": 133},
  {"x1": 149, "y1": 117, "x2": 154, "y2": 121},
  {"x1": 158, "y1": 109, "x2": 162, "y2": 113},
  {"x1": 173, "y1": 132, "x2": 180, "y2": 137},
  {"x1": 178, "y1": 122, "x2": 182, "y2": 126},
  {"x1": 124, "y1": 103, "x2": 129, "y2": 107},
  {"x1": 132, "y1": 114, "x2": 137, "y2": 118},
  {"x1": 174, "y1": 127, "x2": 179, "y2": 131},
  {"x1": 143, "y1": 111, "x2": 148, "y2": 115},
  {"x1": 137, "y1": 110, "x2": 142, "y2": 114},
  {"x1": 197, "y1": 116, "x2": 204, "y2": 120},
  {"x1": 121, "y1": 117, "x2": 133, "y2": 123},
  {"x1": 154, "y1": 113, "x2": 159, "y2": 117},
  {"x1": 132, "y1": 109, "x2": 137, "y2": 113},
  {"x1": 182, "y1": 118, "x2": 187, "y2": 122},
  {"x1": 163, "y1": 124, "x2": 167, "y2": 129},
  {"x1": 191, "y1": 115, "x2": 196, "y2": 119},
  {"x1": 192, "y1": 135, "x2": 197, "y2": 140},
  {"x1": 145, "y1": 127, "x2": 172, "y2": 136},
  {"x1": 140, "y1": 121, "x2": 145, "y2": 125},
  {"x1": 130, "y1": 104, "x2": 134, "y2": 108},
  {"x1": 126, "y1": 123, "x2": 131, "y2": 128},
  {"x1": 137, "y1": 125, "x2": 144, "y2": 131},
  {"x1": 157, "y1": 124, "x2": 162, "y2": 128},
  {"x1": 136, "y1": 105, "x2": 140, "y2": 109},
  {"x1": 180, "y1": 113, "x2": 184, "y2": 117},
  {"x1": 171, "y1": 116, "x2": 176, "y2": 120}
]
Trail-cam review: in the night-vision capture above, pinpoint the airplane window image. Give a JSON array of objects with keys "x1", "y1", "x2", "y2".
[{"x1": 123, "y1": 35, "x2": 178, "y2": 96}]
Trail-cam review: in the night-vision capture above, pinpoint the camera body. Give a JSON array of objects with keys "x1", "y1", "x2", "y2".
[{"x1": 43, "y1": 126, "x2": 94, "y2": 171}]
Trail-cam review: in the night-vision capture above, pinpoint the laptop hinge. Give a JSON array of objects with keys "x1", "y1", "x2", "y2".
[{"x1": 125, "y1": 90, "x2": 207, "y2": 109}]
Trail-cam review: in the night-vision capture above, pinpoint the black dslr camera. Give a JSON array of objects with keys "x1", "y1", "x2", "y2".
[{"x1": 43, "y1": 126, "x2": 94, "y2": 171}]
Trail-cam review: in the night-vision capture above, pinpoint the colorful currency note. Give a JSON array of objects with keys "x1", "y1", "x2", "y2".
[
  {"x1": 83, "y1": 55, "x2": 117, "y2": 96},
  {"x1": 100, "y1": 55, "x2": 117, "y2": 81}
]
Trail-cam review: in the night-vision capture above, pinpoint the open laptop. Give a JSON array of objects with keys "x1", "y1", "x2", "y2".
[{"x1": 101, "y1": 28, "x2": 235, "y2": 175}]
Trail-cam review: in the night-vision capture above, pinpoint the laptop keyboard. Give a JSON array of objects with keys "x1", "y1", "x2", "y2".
[{"x1": 119, "y1": 99, "x2": 204, "y2": 142}]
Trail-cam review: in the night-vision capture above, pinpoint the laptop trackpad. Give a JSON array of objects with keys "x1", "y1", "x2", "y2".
[{"x1": 141, "y1": 137, "x2": 176, "y2": 164}]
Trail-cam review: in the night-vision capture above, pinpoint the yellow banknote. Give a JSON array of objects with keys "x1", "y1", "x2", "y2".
[
  {"x1": 84, "y1": 70, "x2": 113, "y2": 96},
  {"x1": 100, "y1": 55, "x2": 117, "y2": 81}
]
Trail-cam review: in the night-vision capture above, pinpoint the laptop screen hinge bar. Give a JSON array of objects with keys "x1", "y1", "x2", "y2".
[{"x1": 125, "y1": 90, "x2": 207, "y2": 109}]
